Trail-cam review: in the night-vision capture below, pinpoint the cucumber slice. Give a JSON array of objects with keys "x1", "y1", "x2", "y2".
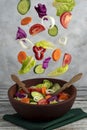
[
  {"x1": 51, "y1": 83, "x2": 61, "y2": 92},
  {"x1": 48, "y1": 25, "x2": 58, "y2": 36},
  {"x1": 17, "y1": 0, "x2": 31, "y2": 15},
  {"x1": 31, "y1": 91, "x2": 44, "y2": 102},
  {"x1": 34, "y1": 64, "x2": 45, "y2": 74}
]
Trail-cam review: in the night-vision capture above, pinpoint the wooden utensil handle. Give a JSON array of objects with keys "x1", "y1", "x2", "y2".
[{"x1": 11, "y1": 74, "x2": 29, "y2": 94}]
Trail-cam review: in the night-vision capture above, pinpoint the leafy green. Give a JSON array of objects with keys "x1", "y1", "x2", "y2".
[
  {"x1": 52, "y1": 0, "x2": 75, "y2": 16},
  {"x1": 18, "y1": 56, "x2": 36, "y2": 74},
  {"x1": 35, "y1": 40, "x2": 56, "y2": 49},
  {"x1": 36, "y1": 79, "x2": 53, "y2": 89},
  {"x1": 48, "y1": 64, "x2": 69, "y2": 77}
]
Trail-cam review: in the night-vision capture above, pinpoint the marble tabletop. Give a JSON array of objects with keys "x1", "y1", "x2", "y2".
[{"x1": 0, "y1": 0, "x2": 87, "y2": 129}]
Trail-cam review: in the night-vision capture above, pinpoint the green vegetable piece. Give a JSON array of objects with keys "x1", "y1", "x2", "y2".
[
  {"x1": 36, "y1": 80, "x2": 53, "y2": 89},
  {"x1": 53, "y1": 0, "x2": 75, "y2": 16},
  {"x1": 48, "y1": 25, "x2": 58, "y2": 36},
  {"x1": 17, "y1": 0, "x2": 31, "y2": 15},
  {"x1": 36, "y1": 83, "x2": 43, "y2": 88},
  {"x1": 48, "y1": 64, "x2": 69, "y2": 77},
  {"x1": 31, "y1": 91, "x2": 44, "y2": 102},
  {"x1": 18, "y1": 56, "x2": 36, "y2": 74},
  {"x1": 43, "y1": 80, "x2": 53, "y2": 89},
  {"x1": 49, "y1": 100, "x2": 58, "y2": 104},
  {"x1": 51, "y1": 83, "x2": 61, "y2": 92},
  {"x1": 30, "y1": 102, "x2": 37, "y2": 104},
  {"x1": 35, "y1": 40, "x2": 56, "y2": 49},
  {"x1": 34, "y1": 64, "x2": 45, "y2": 74}
]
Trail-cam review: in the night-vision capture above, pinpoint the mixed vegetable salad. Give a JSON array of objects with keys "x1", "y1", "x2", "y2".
[
  {"x1": 14, "y1": 79, "x2": 70, "y2": 105},
  {"x1": 15, "y1": 0, "x2": 76, "y2": 76}
]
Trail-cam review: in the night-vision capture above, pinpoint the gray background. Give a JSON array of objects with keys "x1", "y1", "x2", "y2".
[{"x1": 0, "y1": 0, "x2": 87, "y2": 90}]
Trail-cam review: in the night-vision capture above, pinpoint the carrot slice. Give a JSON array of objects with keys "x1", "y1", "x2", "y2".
[
  {"x1": 21, "y1": 17, "x2": 32, "y2": 25},
  {"x1": 42, "y1": 86, "x2": 46, "y2": 95},
  {"x1": 45, "y1": 95, "x2": 52, "y2": 99},
  {"x1": 17, "y1": 51, "x2": 27, "y2": 64},
  {"x1": 21, "y1": 98, "x2": 30, "y2": 104},
  {"x1": 52, "y1": 48, "x2": 62, "y2": 61}
]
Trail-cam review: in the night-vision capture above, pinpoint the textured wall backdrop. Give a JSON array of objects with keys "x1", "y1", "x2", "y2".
[{"x1": 0, "y1": 0, "x2": 87, "y2": 89}]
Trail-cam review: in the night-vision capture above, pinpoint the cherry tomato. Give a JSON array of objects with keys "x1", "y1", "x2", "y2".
[
  {"x1": 62, "y1": 53, "x2": 72, "y2": 66},
  {"x1": 38, "y1": 99, "x2": 48, "y2": 105},
  {"x1": 29, "y1": 24, "x2": 45, "y2": 35},
  {"x1": 60, "y1": 12, "x2": 72, "y2": 28}
]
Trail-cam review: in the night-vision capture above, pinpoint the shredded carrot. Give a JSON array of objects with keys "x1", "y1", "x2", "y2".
[
  {"x1": 41, "y1": 86, "x2": 46, "y2": 95},
  {"x1": 20, "y1": 98, "x2": 30, "y2": 103},
  {"x1": 45, "y1": 95, "x2": 52, "y2": 99},
  {"x1": 17, "y1": 51, "x2": 27, "y2": 64},
  {"x1": 52, "y1": 48, "x2": 62, "y2": 61},
  {"x1": 21, "y1": 17, "x2": 32, "y2": 25}
]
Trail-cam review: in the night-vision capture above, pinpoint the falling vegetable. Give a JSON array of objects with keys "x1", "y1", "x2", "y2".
[
  {"x1": 48, "y1": 64, "x2": 69, "y2": 77},
  {"x1": 19, "y1": 38, "x2": 33, "y2": 49},
  {"x1": 60, "y1": 12, "x2": 72, "y2": 28},
  {"x1": 62, "y1": 53, "x2": 72, "y2": 66},
  {"x1": 42, "y1": 57, "x2": 51, "y2": 69},
  {"x1": 16, "y1": 27, "x2": 27, "y2": 40},
  {"x1": 41, "y1": 16, "x2": 55, "y2": 29},
  {"x1": 17, "y1": 51, "x2": 27, "y2": 64},
  {"x1": 33, "y1": 46, "x2": 46, "y2": 60},
  {"x1": 21, "y1": 17, "x2": 32, "y2": 25},
  {"x1": 52, "y1": 0, "x2": 75, "y2": 16},
  {"x1": 17, "y1": 0, "x2": 31, "y2": 15},
  {"x1": 52, "y1": 48, "x2": 62, "y2": 61},
  {"x1": 58, "y1": 36, "x2": 68, "y2": 46},
  {"x1": 29, "y1": 24, "x2": 45, "y2": 36},
  {"x1": 35, "y1": 40, "x2": 56, "y2": 49},
  {"x1": 34, "y1": 64, "x2": 45, "y2": 74},
  {"x1": 18, "y1": 56, "x2": 36, "y2": 74},
  {"x1": 48, "y1": 25, "x2": 58, "y2": 36},
  {"x1": 34, "y1": 3, "x2": 47, "y2": 18}
]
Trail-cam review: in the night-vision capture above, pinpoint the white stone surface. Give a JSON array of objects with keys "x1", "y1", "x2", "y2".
[{"x1": 0, "y1": 0, "x2": 87, "y2": 88}]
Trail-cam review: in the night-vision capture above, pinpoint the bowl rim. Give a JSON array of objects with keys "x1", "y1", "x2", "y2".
[{"x1": 8, "y1": 78, "x2": 77, "y2": 107}]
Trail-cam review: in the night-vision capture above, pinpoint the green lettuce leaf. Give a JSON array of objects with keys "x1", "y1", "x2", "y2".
[
  {"x1": 35, "y1": 40, "x2": 56, "y2": 49},
  {"x1": 48, "y1": 64, "x2": 69, "y2": 77},
  {"x1": 18, "y1": 56, "x2": 36, "y2": 74},
  {"x1": 53, "y1": 0, "x2": 75, "y2": 16}
]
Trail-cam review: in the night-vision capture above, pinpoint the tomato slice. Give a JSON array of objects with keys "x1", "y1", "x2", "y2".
[
  {"x1": 29, "y1": 24, "x2": 45, "y2": 35},
  {"x1": 60, "y1": 12, "x2": 72, "y2": 28},
  {"x1": 38, "y1": 99, "x2": 48, "y2": 105},
  {"x1": 62, "y1": 53, "x2": 72, "y2": 66}
]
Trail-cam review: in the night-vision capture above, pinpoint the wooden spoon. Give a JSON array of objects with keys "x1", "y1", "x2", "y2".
[
  {"x1": 11, "y1": 74, "x2": 29, "y2": 94},
  {"x1": 52, "y1": 73, "x2": 83, "y2": 96}
]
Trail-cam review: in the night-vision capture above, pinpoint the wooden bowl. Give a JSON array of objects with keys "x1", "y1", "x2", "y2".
[{"x1": 8, "y1": 78, "x2": 77, "y2": 121}]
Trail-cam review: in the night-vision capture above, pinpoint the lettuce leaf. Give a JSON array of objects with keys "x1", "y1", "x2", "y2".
[
  {"x1": 48, "y1": 64, "x2": 69, "y2": 77},
  {"x1": 35, "y1": 40, "x2": 56, "y2": 49},
  {"x1": 53, "y1": 0, "x2": 75, "y2": 16},
  {"x1": 18, "y1": 56, "x2": 36, "y2": 74}
]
